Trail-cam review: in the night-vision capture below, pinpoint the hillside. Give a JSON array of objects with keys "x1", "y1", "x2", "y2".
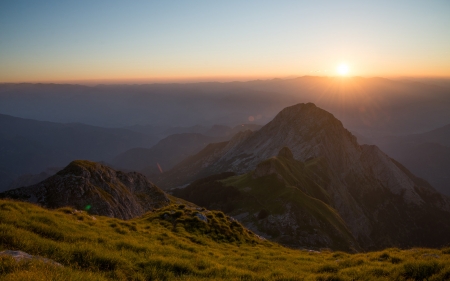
[
  {"x1": 393, "y1": 143, "x2": 450, "y2": 195},
  {"x1": 0, "y1": 160, "x2": 170, "y2": 219},
  {"x1": 112, "y1": 133, "x2": 226, "y2": 174},
  {"x1": 112, "y1": 124, "x2": 263, "y2": 176},
  {"x1": 124, "y1": 123, "x2": 262, "y2": 140},
  {"x1": 153, "y1": 141, "x2": 231, "y2": 189},
  {"x1": 159, "y1": 103, "x2": 450, "y2": 250},
  {"x1": 2, "y1": 199, "x2": 450, "y2": 280},
  {"x1": 361, "y1": 124, "x2": 450, "y2": 195}
]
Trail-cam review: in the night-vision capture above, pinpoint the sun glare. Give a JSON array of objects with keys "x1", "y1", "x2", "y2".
[{"x1": 337, "y1": 64, "x2": 349, "y2": 76}]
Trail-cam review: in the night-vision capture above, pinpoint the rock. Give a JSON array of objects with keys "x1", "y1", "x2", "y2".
[
  {"x1": 195, "y1": 213, "x2": 208, "y2": 223},
  {"x1": 422, "y1": 254, "x2": 440, "y2": 258},
  {"x1": 306, "y1": 250, "x2": 321, "y2": 254},
  {"x1": 0, "y1": 250, "x2": 62, "y2": 266},
  {"x1": 254, "y1": 234, "x2": 266, "y2": 241}
]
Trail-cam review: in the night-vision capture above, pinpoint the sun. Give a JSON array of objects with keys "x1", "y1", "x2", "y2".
[{"x1": 337, "y1": 63, "x2": 349, "y2": 76}]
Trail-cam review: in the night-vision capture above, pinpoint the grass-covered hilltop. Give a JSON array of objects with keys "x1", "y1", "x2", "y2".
[{"x1": 1, "y1": 199, "x2": 450, "y2": 281}]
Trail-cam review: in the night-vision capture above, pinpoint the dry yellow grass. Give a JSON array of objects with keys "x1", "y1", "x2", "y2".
[{"x1": 1, "y1": 199, "x2": 449, "y2": 280}]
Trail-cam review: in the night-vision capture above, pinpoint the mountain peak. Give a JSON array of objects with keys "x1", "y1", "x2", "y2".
[
  {"x1": 277, "y1": 102, "x2": 325, "y2": 116},
  {"x1": 285, "y1": 102, "x2": 317, "y2": 110},
  {"x1": 277, "y1": 146, "x2": 294, "y2": 159},
  {"x1": 210, "y1": 102, "x2": 359, "y2": 175},
  {"x1": 58, "y1": 160, "x2": 107, "y2": 176},
  {"x1": 1, "y1": 161, "x2": 171, "y2": 219},
  {"x1": 273, "y1": 102, "x2": 346, "y2": 132}
]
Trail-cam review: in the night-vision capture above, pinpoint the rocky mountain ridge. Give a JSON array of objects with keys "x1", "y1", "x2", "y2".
[
  {"x1": 0, "y1": 160, "x2": 171, "y2": 219},
  {"x1": 163, "y1": 103, "x2": 450, "y2": 250}
]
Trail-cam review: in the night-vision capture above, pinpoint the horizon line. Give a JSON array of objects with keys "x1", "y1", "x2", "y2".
[{"x1": 2, "y1": 75, "x2": 450, "y2": 86}]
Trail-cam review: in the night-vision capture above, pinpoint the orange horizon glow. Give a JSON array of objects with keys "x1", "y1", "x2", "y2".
[
  {"x1": 2, "y1": 72, "x2": 450, "y2": 85},
  {"x1": 2, "y1": 61, "x2": 450, "y2": 84}
]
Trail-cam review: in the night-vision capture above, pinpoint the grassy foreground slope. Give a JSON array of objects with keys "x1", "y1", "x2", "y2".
[{"x1": 1, "y1": 199, "x2": 450, "y2": 280}]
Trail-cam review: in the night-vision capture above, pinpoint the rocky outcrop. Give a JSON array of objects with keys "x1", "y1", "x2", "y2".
[
  {"x1": 0, "y1": 160, "x2": 171, "y2": 220},
  {"x1": 0, "y1": 250, "x2": 62, "y2": 266}
]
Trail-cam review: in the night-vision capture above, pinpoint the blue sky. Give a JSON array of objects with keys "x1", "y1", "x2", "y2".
[{"x1": 1, "y1": 0, "x2": 449, "y2": 83}]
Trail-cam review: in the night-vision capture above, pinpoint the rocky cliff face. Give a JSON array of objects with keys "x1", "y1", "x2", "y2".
[
  {"x1": 0, "y1": 160, "x2": 171, "y2": 220},
  {"x1": 164, "y1": 103, "x2": 450, "y2": 250}
]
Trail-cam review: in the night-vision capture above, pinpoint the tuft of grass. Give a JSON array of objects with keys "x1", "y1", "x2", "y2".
[
  {"x1": 317, "y1": 263, "x2": 339, "y2": 273},
  {"x1": 401, "y1": 261, "x2": 443, "y2": 281}
]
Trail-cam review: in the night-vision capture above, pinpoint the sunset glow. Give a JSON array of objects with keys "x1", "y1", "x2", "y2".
[{"x1": 0, "y1": 1, "x2": 449, "y2": 83}]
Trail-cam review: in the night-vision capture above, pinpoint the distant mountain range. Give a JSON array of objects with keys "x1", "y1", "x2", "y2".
[
  {"x1": 0, "y1": 114, "x2": 157, "y2": 191},
  {"x1": 0, "y1": 111, "x2": 262, "y2": 192},
  {"x1": 123, "y1": 123, "x2": 262, "y2": 139},
  {"x1": 112, "y1": 124, "x2": 261, "y2": 176},
  {"x1": 2, "y1": 77, "x2": 449, "y2": 136}
]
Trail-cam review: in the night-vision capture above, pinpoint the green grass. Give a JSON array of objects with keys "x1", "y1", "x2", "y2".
[
  {"x1": 1, "y1": 199, "x2": 450, "y2": 280},
  {"x1": 219, "y1": 155, "x2": 357, "y2": 251}
]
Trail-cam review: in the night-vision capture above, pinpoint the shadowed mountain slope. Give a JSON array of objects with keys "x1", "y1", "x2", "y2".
[
  {"x1": 392, "y1": 143, "x2": 450, "y2": 195},
  {"x1": 361, "y1": 124, "x2": 450, "y2": 195},
  {"x1": 173, "y1": 148, "x2": 359, "y2": 251}
]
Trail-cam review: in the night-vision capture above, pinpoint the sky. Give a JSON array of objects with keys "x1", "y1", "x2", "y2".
[{"x1": 1, "y1": 0, "x2": 450, "y2": 83}]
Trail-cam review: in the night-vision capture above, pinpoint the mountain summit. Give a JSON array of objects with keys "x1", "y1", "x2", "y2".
[
  {"x1": 1, "y1": 160, "x2": 171, "y2": 219},
  {"x1": 209, "y1": 102, "x2": 359, "y2": 173},
  {"x1": 160, "y1": 103, "x2": 450, "y2": 250}
]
